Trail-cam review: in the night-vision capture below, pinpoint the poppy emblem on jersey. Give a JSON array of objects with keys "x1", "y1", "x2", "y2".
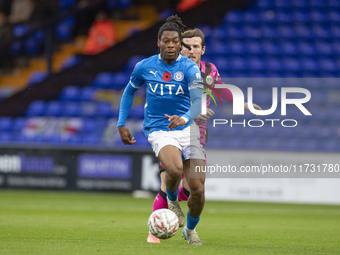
[
  {"x1": 205, "y1": 75, "x2": 213, "y2": 85},
  {"x1": 163, "y1": 72, "x2": 171, "y2": 82},
  {"x1": 174, "y1": 71, "x2": 184, "y2": 81}
]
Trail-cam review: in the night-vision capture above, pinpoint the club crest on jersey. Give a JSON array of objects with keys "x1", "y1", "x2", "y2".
[
  {"x1": 205, "y1": 75, "x2": 213, "y2": 85},
  {"x1": 174, "y1": 71, "x2": 184, "y2": 81},
  {"x1": 163, "y1": 72, "x2": 171, "y2": 82}
]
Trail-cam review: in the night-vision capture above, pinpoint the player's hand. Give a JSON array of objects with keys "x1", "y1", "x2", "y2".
[
  {"x1": 195, "y1": 108, "x2": 215, "y2": 124},
  {"x1": 165, "y1": 114, "x2": 186, "y2": 130},
  {"x1": 244, "y1": 102, "x2": 262, "y2": 116},
  {"x1": 118, "y1": 126, "x2": 136, "y2": 145}
]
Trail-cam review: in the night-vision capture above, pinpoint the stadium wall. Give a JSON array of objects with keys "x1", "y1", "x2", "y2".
[
  {"x1": 0, "y1": 145, "x2": 156, "y2": 192},
  {"x1": 1, "y1": 146, "x2": 339, "y2": 205},
  {"x1": 204, "y1": 150, "x2": 340, "y2": 205}
]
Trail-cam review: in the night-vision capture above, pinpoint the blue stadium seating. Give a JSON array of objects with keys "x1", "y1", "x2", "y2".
[
  {"x1": 25, "y1": 30, "x2": 44, "y2": 55},
  {"x1": 80, "y1": 102, "x2": 97, "y2": 117},
  {"x1": 0, "y1": 117, "x2": 12, "y2": 131},
  {"x1": 125, "y1": 55, "x2": 146, "y2": 72},
  {"x1": 26, "y1": 101, "x2": 46, "y2": 116},
  {"x1": 63, "y1": 102, "x2": 81, "y2": 117},
  {"x1": 92, "y1": 72, "x2": 116, "y2": 89},
  {"x1": 80, "y1": 87, "x2": 96, "y2": 101},
  {"x1": 59, "y1": 0, "x2": 76, "y2": 10},
  {"x1": 45, "y1": 101, "x2": 64, "y2": 116},
  {"x1": 60, "y1": 86, "x2": 81, "y2": 101},
  {"x1": 61, "y1": 55, "x2": 81, "y2": 70},
  {"x1": 27, "y1": 71, "x2": 48, "y2": 86},
  {"x1": 6, "y1": 0, "x2": 340, "y2": 151},
  {"x1": 55, "y1": 17, "x2": 75, "y2": 41}
]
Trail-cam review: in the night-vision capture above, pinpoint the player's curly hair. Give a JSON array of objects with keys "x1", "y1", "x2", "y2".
[{"x1": 158, "y1": 15, "x2": 191, "y2": 50}]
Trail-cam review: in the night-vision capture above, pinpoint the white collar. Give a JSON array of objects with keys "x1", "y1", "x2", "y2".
[{"x1": 158, "y1": 53, "x2": 182, "y2": 61}]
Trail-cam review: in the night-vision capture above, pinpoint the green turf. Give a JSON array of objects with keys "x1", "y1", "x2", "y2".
[{"x1": 0, "y1": 190, "x2": 339, "y2": 255}]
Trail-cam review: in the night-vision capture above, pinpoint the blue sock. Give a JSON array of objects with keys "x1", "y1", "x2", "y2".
[
  {"x1": 166, "y1": 187, "x2": 179, "y2": 201},
  {"x1": 187, "y1": 212, "x2": 200, "y2": 230}
]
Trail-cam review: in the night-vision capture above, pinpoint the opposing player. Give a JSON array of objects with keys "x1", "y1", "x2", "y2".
[
  {"x1": 117, "y1": 16, "x2": 206, "y2": 245},
  {"x1": 147, "y1": 28, "x2": 262, "y2": 244}
]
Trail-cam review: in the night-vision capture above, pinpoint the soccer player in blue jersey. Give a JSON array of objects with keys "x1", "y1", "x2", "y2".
[{"x1": 117, "y1": 15, "x2": 205, "y2": 245}]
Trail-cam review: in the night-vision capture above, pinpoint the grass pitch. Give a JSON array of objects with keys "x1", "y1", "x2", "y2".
[{"x1": 0, "y1": 190, "x2": 339, "y2": 255}]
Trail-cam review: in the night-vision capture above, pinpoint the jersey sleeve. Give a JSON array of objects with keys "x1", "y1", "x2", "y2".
[
  {"x1": 129, "y1": 60, "x2": 145, "y2": 89},
  {"x1": 211, "y1": 63, "x2": 233, "y2": 103},
  {"x1": 182, "y1": 62, "x2": 203, "y2": 123},
  {"x1": 117, "y1": 61, "x2": 145, "y2": 127},
  {"x1": 210, "y1": 63, "x2": 223, "y2": 84}
]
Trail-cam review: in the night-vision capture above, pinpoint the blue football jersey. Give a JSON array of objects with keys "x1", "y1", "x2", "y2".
[{"x1": 127, "y1": 54, "x2": 202, "y2": 135}]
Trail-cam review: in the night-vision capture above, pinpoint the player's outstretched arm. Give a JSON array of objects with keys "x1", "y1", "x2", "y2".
[{"x1": 117, "y1": 83, "x2": 139, "y2": 145}]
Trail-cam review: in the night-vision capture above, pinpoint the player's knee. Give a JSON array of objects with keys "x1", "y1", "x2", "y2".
[
  {"x1": 166, "y1": 163, "x2": 183, "y2": 180},
  {"x1": 189, "y1": 182, "x2": 204, "y2": 196},
  {"x1": 167, "y1": 168, "x2": 182, "y2": 180}
]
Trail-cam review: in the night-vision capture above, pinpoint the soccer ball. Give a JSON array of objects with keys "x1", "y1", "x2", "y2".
[{"x1": 148, "y1": 209, "x2": 179, "y2": 239}]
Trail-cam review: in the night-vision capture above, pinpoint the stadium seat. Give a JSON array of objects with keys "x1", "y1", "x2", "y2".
[
  {"x1": 129, "y1": 105, "x2": 144, "y2": 120},
  {"x1": 248, "y1": 58, "x2": 265, "y2": 71},
  {"x1": 262, "y1": 42, "x2": 280, "y2": 55},
  {"x1": 80, "y1": 102, "x2": 98, "y2": 117},
  {"x1": 224, "y1": 10, "x2": 242, "y2": 25},
  {"x1": 0, "y1": 117, "x2": 12, "y2": 131},
  {"x1": 12, "y1": 117, "x2": 27, "y2": 132},
  {"x1": 318, "y1": 58, "x2": 337, "y2": 73},
  {"x1": 277, "y1": 12, "x2": 294, "y2": 23},
  {"x1": 265, "y1": 58, "x2": 282, "y2": 72},
  {"x1": 10, "y1": 24, "x2": 29, "y2": 54},
  {"x1": 292, "y1": 11, "x2": 310, "y2": 23},
  {"x1": 111, "y1": 72, "x2": 129, "y2": 90},
  {"x1": 45, "y1": 101, "x2": 64, "y2": 116},
  {"x1": 59, "y1": 0, "x2": 76, "y2": 10},
  {"x1": 310, "y1": 10, "x2": 329, "y2": 23},
  {"x1": 211, "y1": 26, "x2": 228, "y2": 39},
  {"x1": 280, "y1": 42, "x2": 298, "y2": 56},
  {"x1": 25, "y1": 30, "x2": 44, "y2": 55},
  {"x1": 261, "y1": 26, "x2": 278, "y2": 39},
  {"x1": 92, "y1": 72, "x2": 116, "y2": 89},
  {"x1": 97, "y1": 102, "x2": 114, "y2": 118},
  {"x1": 329, "y1": 11, "x2": 340, "y2": 23},
  {"x1": 210, "y1": 41, "x2": 229, "y2": 56},
  {"x1": 80, "y1": 87, "x2": 96, "y2": 101},
  {"x1": 13, "y1": 24, "x2": 28, "y2": 37},
  {"x1": 229, "y1": 58, "x2": 247, "y2": 72},
  {"x1": 0, "y1": 132, "x2": 13, "y2": 142},
  {"x1": 60, "y1": 86, "x2": 81, "y2": 101},
  {"x1": 245, "y1": 42, "x2": 263, "y2": 55},
  {"x1": 27, "y1": 71, "x2": 48, "y2": 86},
  {"x1": 125, "y1": 55, "x2": 145, "y2": 72},
  {"x1": 80, "y1": 118, "x2": 97, "y2": 133},
  {"x1": 63, "y1": 102, "x2": 81, "y2": 117},
  {"x1": 26, "y1": 101, "x2": 46, "y2": 116},
  {"x1": 82, "y1": 134, "x2": 101, "y2": 145},
  {"x1": 61, "y1": 55, "x2": 81, "y2": 70},
  {"x1": 55, "y1": 17, "x2": 75, "y2": 41},
  {"x1": 277, "y1": 25, "x2": 295, "y2": 39}
]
